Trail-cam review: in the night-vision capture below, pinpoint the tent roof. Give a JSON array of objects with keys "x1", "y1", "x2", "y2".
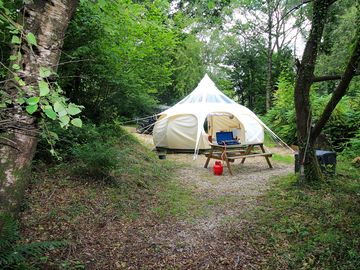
[
  {"x1": 159, "y1": 74, "x2": 259, "y2": 120},
  {"x1": 153, "y1": 74, "x2": 293, "y2": 154}
]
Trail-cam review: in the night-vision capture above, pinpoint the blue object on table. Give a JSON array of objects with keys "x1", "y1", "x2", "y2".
[{"x1": 216, "y1": 131, "x2": 239, "y2": 145}]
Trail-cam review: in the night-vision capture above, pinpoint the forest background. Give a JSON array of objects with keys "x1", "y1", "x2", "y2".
[{"x1": 1, "y1": 0, "x2": 359, "y2": 157}]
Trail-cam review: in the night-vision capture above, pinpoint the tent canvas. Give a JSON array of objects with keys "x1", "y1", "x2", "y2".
[{"x1": 153, "y1": 74, "x2": 281, "y2": 155}]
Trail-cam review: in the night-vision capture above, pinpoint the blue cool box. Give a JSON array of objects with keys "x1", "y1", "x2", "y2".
[{"x1": 216, "y1": 131, "x2": 239, "y2": 145}]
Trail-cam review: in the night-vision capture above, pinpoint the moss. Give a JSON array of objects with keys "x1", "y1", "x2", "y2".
[{"x1": 0, "y1": 165, "x2": 31, "y2": 216}]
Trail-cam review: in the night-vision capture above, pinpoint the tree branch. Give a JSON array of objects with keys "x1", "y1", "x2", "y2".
[
  {"x1": 311, "y1": 32, "x2": 360, "y2": 140},
  {"x1": 281, "y1": 0, "x2": 313, "y2": 21},
  {"x1": 312, "y1": 71, "x2": 360, "y2": 82}
]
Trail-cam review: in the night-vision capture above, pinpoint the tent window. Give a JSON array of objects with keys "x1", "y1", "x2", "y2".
[
  {"x1": 219, "y1": 95, "x2": 234, "y2": 104},
  {"x1": 183, "y1": 96, "x2": 202, "y2": 103},
  {"x1": 206, "y1": 95, "x2": 222, "y2": 103}
]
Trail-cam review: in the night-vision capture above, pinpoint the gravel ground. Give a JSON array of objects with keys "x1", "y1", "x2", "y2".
[{"x1": 118, "y1": 128, "x2": 293, "y2": 269}]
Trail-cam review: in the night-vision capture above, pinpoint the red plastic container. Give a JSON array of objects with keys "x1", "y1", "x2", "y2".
[{"x1": 213, "y1": 161, "x2": 223, "y2": 176}]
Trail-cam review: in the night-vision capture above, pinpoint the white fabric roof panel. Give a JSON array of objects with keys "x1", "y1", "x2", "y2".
[{"x1": 153, "y1": 74, "x2": 269, "y2": 153}]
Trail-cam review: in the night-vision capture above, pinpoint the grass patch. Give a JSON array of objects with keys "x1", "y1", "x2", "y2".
[
  {"x1": 241, "y1": 161, "x2": 360, "y2": 269},
  {"x1": 272, "y1": 153, "x2": 294, "y2": 164},
  {"x1": 264, "y1": 132, "x2": 278, "y2": 148},
  {"x1": 152, "y1": 180, "x2": 206, "y2": 219}
]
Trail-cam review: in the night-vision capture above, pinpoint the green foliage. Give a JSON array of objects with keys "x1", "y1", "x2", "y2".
[
  {"x1": 0, "y1": 2, "x2": 83, "y2": 152},
  {"x1": 172, "y1": 0, "x2": 232, "y2": 27},
  {"x1": 313, "y1": 95, "x2": 360, "y2": 150},
  {"x1": 244, "y1": 162, "x2": 360, "y2": 269},
  {"x1": 265, "y1": 73, "x2": 297, "y2": 144},
  {"x1": 35, "y1": 122, "x2": 170, "y2": 187},
  {"x1": 71, "y1": 141, "x2": 119, "y2": 180},
  {"x1": 59, "y1": 0, "x2": 178, "y2": 121},
  {"x1": 265, "y1": 72, "x2": 360, "y2": 149},
  {"x1": 341, "y1": 129, "x2": 360, "y2": 160},
  {"x1": 162, "y1": 34, "x2": 206, "y2": 104},
  {"x1": 0, "y1": 214, "x2": 66, "y2": 269},
  {"x1": 271, "y1": 153, "x2": 294, "y2": 164}
]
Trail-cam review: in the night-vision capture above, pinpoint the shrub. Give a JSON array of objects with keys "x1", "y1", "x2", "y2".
[
  {"x1": 341, "y1": 129, "x2": 360, "y2": 160},
  {"x1": 0, "y1": 214, "x2": 65, "y2": 269},
  {"x1": 71, "y1": 141, "x2": 119, "y2": 181},
  {"x1": 265, "y1": 73, "x2": 360, "y2": 150},
  {"x1": 35, "y1": 122, "x2": 170, "y2": 186}
]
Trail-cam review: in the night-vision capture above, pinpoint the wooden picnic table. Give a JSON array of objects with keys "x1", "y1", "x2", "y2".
[{"x1": 204, "y1": 143, "x2": 273, "y2": 175}]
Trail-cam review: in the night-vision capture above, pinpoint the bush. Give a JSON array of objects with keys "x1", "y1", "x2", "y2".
[
  {"x1": 71, "y1": 141, "x2": 119, "y2": 180},
  {"x1": 265, "y1": 73, "x2": 360, "y2": 150},
  {"x1": 0, "y1": 214, "x2": 65, "y2": 269},
  {"x1": 341, "y1": 129, "x2": 360, "y2": 160},
  {"x1": 35, "y1": 122, "x2": 170, "y2": 186},
  {"x1": 264, "y1": 74, "x2": 298, "y2": 145}
]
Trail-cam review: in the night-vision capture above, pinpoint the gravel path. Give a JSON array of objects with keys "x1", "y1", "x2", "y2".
[{"x1": 122, "y1": 128, "x2": 293, "y2": 269}]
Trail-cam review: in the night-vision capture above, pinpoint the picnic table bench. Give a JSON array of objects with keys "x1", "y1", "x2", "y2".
[{"x1": 204, "y1": 143, "x2": 273, "y2": 175}]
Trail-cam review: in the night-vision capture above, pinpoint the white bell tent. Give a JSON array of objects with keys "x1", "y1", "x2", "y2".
[{"x1": 153, "y1": 74, "x2": 280, "y2": 154}]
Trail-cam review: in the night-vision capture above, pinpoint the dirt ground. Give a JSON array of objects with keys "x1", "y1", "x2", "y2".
[
  {"x1": 21, "y1": 129, "x2": 293, "y2": 269},
  {"x1": 113, "y1": 129, "x2": 293, "y2": 269}
]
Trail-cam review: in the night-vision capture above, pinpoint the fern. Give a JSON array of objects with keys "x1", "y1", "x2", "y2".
[{"x1": 0, "y1": 214, "x2": 67, "y2": 269}]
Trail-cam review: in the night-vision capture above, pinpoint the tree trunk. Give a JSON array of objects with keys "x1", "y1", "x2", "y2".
[
  {"x1": 294, "y1": 0, "x2": 333, "y2": 182},
  {"x1": 265, "y1": 0, "x2": 273, "y2": 112},
  {"x1": 0, "y1": 0, "x2": 78, "y2": 215}
]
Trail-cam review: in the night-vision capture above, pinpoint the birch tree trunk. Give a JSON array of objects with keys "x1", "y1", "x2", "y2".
[{"x1": 0, "y1": 0, "x2": 78, "y2": 214}]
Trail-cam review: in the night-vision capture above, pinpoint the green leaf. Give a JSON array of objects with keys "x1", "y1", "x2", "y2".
[
  {"x1": 26, "y1": 32, "x2": 37, "y2": 46},
  {"x1": 18, "y1": 79, "x2": 26, "y2": 87},
  {"x1": 58, "y1": 110, "x2": 67, "y2": 117},
  {"x1": 9, "y1": 29, "x2": 20, "y2": 34},
  {"x1": 39, "y1": 67, "x2": 52, "y2": 78},
  {"x1": 16, "y1": 98, "x2": 25, "y2": 105},
  {"x1": 53, "y1": 101, "x2": 65, "y2": 112},
  {"x1": 26, "y1": 97, "x2": 40, "y2": 105},
  {"x1": 26, "y1": 104, "x2": 38, "y2": 114},
  {"x1": 49, "y1": 131, "x2": 59, "y2": 140},
  {"x1": 12, "y1": 64, "x2": 20, "y2": 70},
  {"x1": 59, "y1": 115, "x2": 70, "y2": 125},
  {"x1": 71, "y1": 118, "x2": 82, "y2": 127},
  {"x1": 44, "y1": 108, "x2": 56, "y2": 120},
  {"x1": 50, "y1": 149, "x2": 56, "y2": 156},
  {"x1": 67, "y1": 104, "x2": 81, "y2": 115},
  {"x1": 98, "y1": 0, "x2": 106, "y2": 8},
  {"x1": 9, "y1": 55, "x2": 17, "y2": 61},
  {"x1": 11, "y1": 35, "x2": 21, "y2": 44},
  {"x1": 39, "y1": 80, "x2": 50, "y2": 96}
]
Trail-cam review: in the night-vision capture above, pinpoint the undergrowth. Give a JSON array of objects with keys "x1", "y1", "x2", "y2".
[
  {"x1": 241, "y1": 161, "x2": 360, "y2": 269},
  {"x1": 19, "y1": 123, "x2": 174, "y2": 268},
  {"x1": 36, "y1": 122, "x2": 172, "y2": 186},
  {"x1": 0, "y1": 214, "x2": 66, "y2": 269}
]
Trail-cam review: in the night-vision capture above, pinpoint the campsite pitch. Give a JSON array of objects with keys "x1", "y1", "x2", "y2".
[
  {"x1": 20, "y1": 128, "x2": 292, "y2": 269},
  {"x1": 117, "y1": 129, "x2": 293, "y2": 269}
]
